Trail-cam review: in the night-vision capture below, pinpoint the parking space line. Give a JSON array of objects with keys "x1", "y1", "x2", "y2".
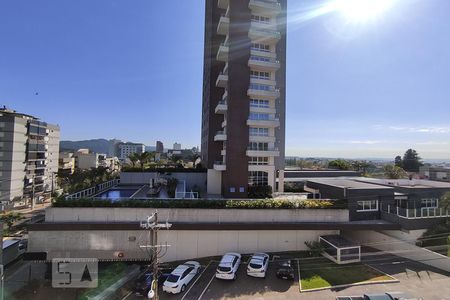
[
  {"x1": 181, "y1": 261, "x2": 212, "y2": 300},
  {"x1": 197, "y1": 271, "x2": 216, "y2": 300},
  {"x1": 297, "y1": 259, "x2": 302, "y2": 293},
  {"x1": 121, "y1": 291, "x2": 132, "y2": 300}
]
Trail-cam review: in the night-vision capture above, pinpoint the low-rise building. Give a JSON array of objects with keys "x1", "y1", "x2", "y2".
[{"x1": 420, "y1": 166, "x2": 450, "y2": 182}]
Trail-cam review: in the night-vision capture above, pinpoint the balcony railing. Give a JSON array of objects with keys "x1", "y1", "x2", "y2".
[
  {"x1": 249, "y1": 0, "x2": 281, "y2": 15},
  {"x1": 381, "y1": 204, "x2": 450, "y2": 219}
]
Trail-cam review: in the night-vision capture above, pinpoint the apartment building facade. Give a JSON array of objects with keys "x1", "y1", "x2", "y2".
[
  {"x1": 0, "y1": 108, "x2": 60, "y2": 208},
  {"x1": 201, "y1": 0, "x2": 287, "y2": 197},
  {"x1": 118, "y1": 142, "x2": 145, "y2": 161}
]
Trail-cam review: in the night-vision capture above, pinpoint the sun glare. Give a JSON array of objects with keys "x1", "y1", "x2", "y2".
[{"x1": 333, "y1": 0, "x2": 396, "y2": 22}]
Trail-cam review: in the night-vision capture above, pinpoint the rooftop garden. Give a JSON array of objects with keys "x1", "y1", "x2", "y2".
[{"x1": 52, "y1": 198, "x2": 347, "y2": 209}]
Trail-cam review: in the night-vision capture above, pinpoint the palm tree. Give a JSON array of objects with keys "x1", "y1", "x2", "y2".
[
  {"x1": 138, "y1": 152, "x2": 152, "y2": 170},
  {"x1": 128, "y1": 153, "x2": 139, "y2": 168}
]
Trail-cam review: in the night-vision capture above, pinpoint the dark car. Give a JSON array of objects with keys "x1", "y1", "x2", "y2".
[
  {"x1": 133, "y1": 271, "x2": 171, "y2": 297},
  {"x1": 276, "y1": 260, "x2": 295, "y2": 280}
]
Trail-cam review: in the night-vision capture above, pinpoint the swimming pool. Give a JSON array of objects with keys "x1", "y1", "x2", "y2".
[{"x1": 96, "y1": 189, "x2": 138, "y2": 200}]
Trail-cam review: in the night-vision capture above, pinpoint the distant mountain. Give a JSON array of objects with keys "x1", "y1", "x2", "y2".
[{"x1": 60, "y1": 139, "x2": 122, "y2": 155}]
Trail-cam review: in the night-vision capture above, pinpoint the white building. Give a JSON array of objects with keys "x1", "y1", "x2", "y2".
[
  {"x1": 0, "y1": 107, "x2": 60, "y2": 208},
  {"x1": 173, "y1": 142, "x2": 182, "y2": 151},
  {"x1": 118, "y1": 143, "x2": 145, "y2": 161}
]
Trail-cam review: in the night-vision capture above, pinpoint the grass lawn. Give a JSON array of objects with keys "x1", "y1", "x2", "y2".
[{"x1": 299, "y1": 258, "x2": 394, "y2": 291}]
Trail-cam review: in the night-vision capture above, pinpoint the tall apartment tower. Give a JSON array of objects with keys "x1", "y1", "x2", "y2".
[
  {"x1": 0, "y1": 107, "x2": 60, "y2": 209},
  {"x1": 201, "y1": 0, "x2": 287, "y2": 197}
]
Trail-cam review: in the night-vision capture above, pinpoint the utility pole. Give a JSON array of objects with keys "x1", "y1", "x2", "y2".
[{"x1": 139, "y1": 211, "x2": 171, "y2": 300}]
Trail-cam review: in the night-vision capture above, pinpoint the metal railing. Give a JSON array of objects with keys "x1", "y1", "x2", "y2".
[
  {"x1": 65, "y1": 179, "x2": 120, "y2": 200},
  {"x1": 381, "y1": 203, "x2": 450, "y2": 219}
]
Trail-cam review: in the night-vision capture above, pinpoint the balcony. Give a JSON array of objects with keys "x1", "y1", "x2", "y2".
[
  {"x1": 246, "y1": 147, "x2": 280, "y2": 157},
  {"x1": 248, "y1": 55, "x2": 280, "y2": 71},
  {"x1": 249, "y1": 135, "x2": 276, "y2": 143},
  {"x1": 248, "y1": 164, "x2": 275, "y2": 172},
  {"x1": 381, "y1": 204, "x2": 450, "y2": 219},
  {"x1": 250, "y1": 106, "x2": 276, "y2": 114},
  {"x1": 216, "y1": 72, "x2": 228, "y2": 88},
  {"x1": 248, "y1": 86, "x2": 280, "y2": 99},
  {"x1": 221, "y1": 119, "x2": 227, "y2": 128},
  {"x1": 217, "y1": 15, "x2": 229, "y2": 35},
  {"x1": 218, "y1": 0, "x2": 229, "y2": 10},
  {"x1": 214, "y1": 131, "x2": 227, "y2": 142},
  {"x1": 217, "y1": 43, "x2": 229, "y2": 62},
  {"x1": 215, "y1": 100, "x2": 228, "y2": 114},
  {"x1": 221, "y1": 149, "x2": 226, "y2": 156},
  {"x1": 214, "y1": 161, "x2": 227, "y2": 171},
  {"x1": 247, "y1": 117, "x2": 280, "y2": 128},
  {"x1": 249, "y1": 0, "x2": 281, "y2": 15},
  {"x1": 249, "y1": 27, "x2": 281, "y2": 44}
]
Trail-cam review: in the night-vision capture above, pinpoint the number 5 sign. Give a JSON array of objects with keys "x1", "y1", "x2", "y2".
[{"x1": 52, "y1": 258, "x2": 98, "y2": 288}]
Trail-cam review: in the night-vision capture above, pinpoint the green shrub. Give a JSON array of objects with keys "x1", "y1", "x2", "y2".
[{"x1": 53, "y1": 198, "x2": 346, "y2": 209}]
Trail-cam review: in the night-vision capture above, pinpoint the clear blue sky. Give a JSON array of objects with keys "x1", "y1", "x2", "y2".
[{"x1": 1, "y1": 0, "x2": 449, "y2": 159}]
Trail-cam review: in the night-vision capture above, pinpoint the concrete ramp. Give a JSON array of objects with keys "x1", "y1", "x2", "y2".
[{"x1": 343, "y1": 230, "x2": 450, "y2": 274}]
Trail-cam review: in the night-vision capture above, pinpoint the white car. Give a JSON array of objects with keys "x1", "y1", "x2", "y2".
[
  {"x1": 247, "y1": 253, "x2": 269, "y2": 278},
  {"x1": 216, "y1": 252, "x2": 241, "y2": 280},
  {"x1": 162, "y1": 261, "x2": 200, "y2": 294}
]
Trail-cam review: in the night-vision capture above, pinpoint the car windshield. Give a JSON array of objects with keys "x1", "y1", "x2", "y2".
[
  {"x1": 166, "y1": 274, "x2": 180, "y2": 283},
  {"x1": 218, "y1": 266, "x2": 231, "y2": 273},
  {"x1": 249, "y1": 262, "x2": 262, "y2": 269}
]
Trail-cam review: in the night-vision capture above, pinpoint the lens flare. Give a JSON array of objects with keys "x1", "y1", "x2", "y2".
[{"x1": 334, "y1": 0, "x2": 396, "y2": 22}]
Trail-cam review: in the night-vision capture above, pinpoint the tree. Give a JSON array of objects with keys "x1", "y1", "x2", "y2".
[
  {"x1": 304, "y1": 241, "x2": 325, "y2": 257},
  {"x1": 384, "y1": 165, "x2": 408, "y2": 179},
  {"x1": 394, "y1": 156, "x2": 403, "y2": 167},
  {"x1": 402, "y1": 149, "x2": 423, "y2": 172},
  {"x1": 441, "y1": 191, "x2": 450, "y2": 210},
  {"x1": 0, "y1": 212, "x2": 24, "y2": 232},
  {"x1": 191, "y1": 154, "x2": 201, "y2": 168},
  {"x1": 138, "y1": 152, "x2": 154, "y2": 170},
  {"x1": 128, "y1": 153, "x2": 139, "y2": 168},
  {"x1": 328, "y1": 159, "x2": 351, "y2": 170}
]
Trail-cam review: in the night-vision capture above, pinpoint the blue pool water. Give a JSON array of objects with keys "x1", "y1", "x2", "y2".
[{"x1": 96, "y1": 189, "x2": 138, "y2": 200}]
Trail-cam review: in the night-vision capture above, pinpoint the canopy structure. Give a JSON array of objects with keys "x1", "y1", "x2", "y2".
[{"x1": 319, "y1": 235, "x2": 361, "y2": 264}]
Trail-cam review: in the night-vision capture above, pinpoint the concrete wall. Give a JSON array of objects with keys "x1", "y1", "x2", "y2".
[
  {"x1": 120, "y1": 172, "x2": 207, "y2": 194},
  {"x1": 207, "y1": 169, "x2": 222, "y2": 195},
  {"x1": 29, "y1": 229, "x2": 338, "y2": 262},
  {"x1": 343, "y1": 230, "x2": 450, "y2": 273},
  {"x1": 45, "y1": 207, "x2": 350, "y2": 223}
]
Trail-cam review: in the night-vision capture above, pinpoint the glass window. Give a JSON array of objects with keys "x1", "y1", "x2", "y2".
[
  {"x1": 250, "y1": 99, "x2": 270, "y2": 108},
  {"x1": 356, "y1": 200, "x2": 378, "y2": 212},
  {"x1": 421, "y1": 198, "x2": 438, "y2": 208},
  {"x1": 248, "y1": 171, "x2": 269, "y2": 186},
  {"x1": 249, "y1": 127, "x2": 269, "y2": 136}
]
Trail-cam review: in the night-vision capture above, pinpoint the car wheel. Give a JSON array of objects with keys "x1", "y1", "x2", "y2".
[
  {"x1": 181, "y1": 285, "x2": 186, "y2": 292},
  {"x1": 233, "y1": 274, "x2": 237, "y2": 280}
]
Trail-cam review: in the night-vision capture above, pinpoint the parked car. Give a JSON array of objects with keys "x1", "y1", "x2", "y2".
[
  {"x1": 162, "y1": 261, "x2": 200, "y2": 294},
  {"x1": 276, "y1": 260, "x2": 294, "y2": 280},
  {"x1": 216, "y1": 252, "x2": 241, "y2": 280},
  {"x1": 133, "y1": 270, "x2": 171, "y2": 297},
  {"x1": 247, "y1": 253, "x2": 269, "y2": 278},
  {"x1": 336, "y1": 292, "x2": 419, "y2": 300}
]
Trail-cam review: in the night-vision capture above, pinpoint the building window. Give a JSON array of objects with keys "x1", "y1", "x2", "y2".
[
  {"x1": 249, "y1": 83, "x2": 274, "y2": 91},
  {"x1": 248, "y1": 142, "x2": 268, "y2": 151},
  {"x1": 251, "y1": 43, "x2": 270, "y2": 52},
  {"x1": 250, "y1": 70, "x2": 270, "y2": 80},
  {"x1": 248, "y1": 171, "x2": 269, "y2": 186},
  {"x1": 356, "y1": 200, "x2": 378, "y2": 212},
  {"x1": 249, "y1": 113, "x2": 270, "y2": 120},
  {"x1": 421, "y1": 198, "x2": 438, "y2": 208},
  {"x1": 230, "y1": 187, "x2": 236, "y2": 193},
  {"x1": 250, "y1": 55, "x2": 271, "y2": 63},
  {"x1": 239, "y1": 187, "x2": 245, "y2": 193},
  {"x1": 249, "y1": 127, "x2": 269, "y2": 136},
  {"x1": 250, "y1": 99, "x2": 270, "y2": 108},
  {"x1": 251, "y1": 15, "x2": 271, "y2": 23},
  {"x1": 249, "y1": 157, "x2": 269, "y2": 165}
]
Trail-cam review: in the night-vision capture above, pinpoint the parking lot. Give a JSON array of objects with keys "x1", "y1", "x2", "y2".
[{"x1": 123, "y1": 251, "x2": 450, "y2": 300}]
